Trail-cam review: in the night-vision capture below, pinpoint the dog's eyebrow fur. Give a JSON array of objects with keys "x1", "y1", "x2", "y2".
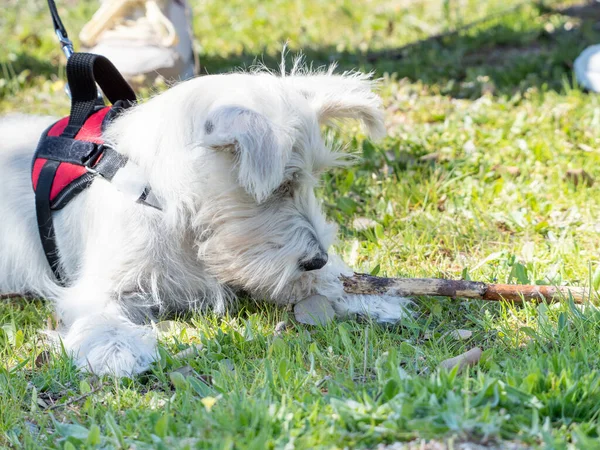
[
  {"x1": 286, "y1": 133, "x2": 352, "y2": 177},
  {"x1": 285, "y1": 110, "x2": 350, "y2": 173}
]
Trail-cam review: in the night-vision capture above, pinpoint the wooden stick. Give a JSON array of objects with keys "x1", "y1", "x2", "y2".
[
  {"x1": 3, "y1": 274, "x2": 591, "y2": 305},
  {"x1": 341, "y1": 273, "x2": 590, "y2": 304}
]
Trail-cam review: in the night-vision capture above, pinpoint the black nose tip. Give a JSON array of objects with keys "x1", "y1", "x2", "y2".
[{"x1": 300, "y1": 253, "x2": 328, "y2": 271}]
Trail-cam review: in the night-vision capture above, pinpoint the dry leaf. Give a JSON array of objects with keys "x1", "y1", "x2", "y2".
[
  {"x1": 491, "y1": 165, "x2": 520, "y2": 177},
  {"x1": 174, "y1": 344, "x2": 204, "y2": 361},
  {"x1": 419, "y1": 152, "x2": 440, "y2": 162},
  {"x1": 578, "y1": 143, "x2": 595, "y2": 152},
  {"x1": 450, "y1": 329, "x2": 473, "y2": 341},
  {"x1": 439, "y1": 347, "x2": 482, "y2": 371},
  {"x1": 352, "y1": 217, "x2": 378, "y2": 231},
  {"x1": 294, "y1": 295, "x2": 335, "y2": 326},
  {"x1": 437, "y1": 194, "x2": 447, "y2": 212},
  {"x1": 505, "y1": 166, "x2": 521, "y2": 176}
]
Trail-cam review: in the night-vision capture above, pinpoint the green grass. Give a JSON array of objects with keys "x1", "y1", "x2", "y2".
[{"x1": 3, "y1": 0, "x2": 600, "y2": 448}]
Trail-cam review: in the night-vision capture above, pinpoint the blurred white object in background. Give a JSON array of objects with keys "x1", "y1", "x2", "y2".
[
  {"x1": 79, "y1": 0, "x2": 197, "y2": 84},
  {"x1": 574, "y1": 44, "x2": 600, "y2": 92}
]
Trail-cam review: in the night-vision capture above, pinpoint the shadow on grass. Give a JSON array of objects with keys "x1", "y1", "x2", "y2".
[
  {"x1": 0, "y1": 51, "x2": 59, "y2": 100},
  {"x1": 4, "y1": 3, "x2": 600, "y2": 100},
  {"x1": 0, "y1": 52, "x2": 57, "y2": 79},
  {"x1": 199, "y1": 2, "x2": 600, "y2": 98},
  {"x1": 365, "y1": 20, "x2": 600, "y2": 97}
]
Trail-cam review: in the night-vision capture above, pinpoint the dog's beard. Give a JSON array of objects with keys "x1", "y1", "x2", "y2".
[{"x1": 194, "y1": 190, "x2": 335, "y2": 303}]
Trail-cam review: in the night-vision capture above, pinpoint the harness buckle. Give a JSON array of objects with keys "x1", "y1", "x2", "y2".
[{"x1": 82, "y1": 143, "x2": 108, "y2": 173}]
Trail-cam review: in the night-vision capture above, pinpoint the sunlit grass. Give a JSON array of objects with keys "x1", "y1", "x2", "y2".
[{"x1": 3, "y1": 0, "x2": 600, "y2": 448}]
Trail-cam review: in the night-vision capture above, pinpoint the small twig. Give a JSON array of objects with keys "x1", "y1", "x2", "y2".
[
  {"x1": 342, "y1": 273, "x2": 590, "y2": 304},
  {"x1": 47, "y1": 382, "x2": 108, "y2": 411}
]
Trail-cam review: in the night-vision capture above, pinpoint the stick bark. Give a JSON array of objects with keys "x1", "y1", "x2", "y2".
[{"x1": 341, "y1": 273, "x2": 589, "y2": 304}]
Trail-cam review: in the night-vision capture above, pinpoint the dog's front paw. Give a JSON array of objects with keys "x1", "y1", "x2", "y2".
[
  {"x1": 330, "y1": 294, "x2": 413, "y2": 324},
  {"x1": 61, "y1": 314, "x2": 157, "y2": 376}
]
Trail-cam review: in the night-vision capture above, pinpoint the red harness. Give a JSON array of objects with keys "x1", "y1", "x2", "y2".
[
  {"x1": 32, "y1": 106, "x2": 116, "y2": 209},
  {"x1": 32, "y1": 52, "x2": 146, "y2": 285}
]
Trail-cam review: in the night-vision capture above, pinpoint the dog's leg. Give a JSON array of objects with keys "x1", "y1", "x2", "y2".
[
  {"x1": 311, "y1": 256, "x2": 413, "y2": 324},
  {"x1": 57, "y1": 283, "x2": 157, "y2": 376},
  {"x1": 42, "y1": 179, "x2": 164, "y2": 377}
]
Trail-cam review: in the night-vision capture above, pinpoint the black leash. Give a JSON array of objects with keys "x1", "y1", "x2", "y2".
[
  {"x1": 45, "y1": 0, "x2": 136, "y2": 147},
  {"x1": 47, "y1": 0, "x2": 75, "y2": 60}
]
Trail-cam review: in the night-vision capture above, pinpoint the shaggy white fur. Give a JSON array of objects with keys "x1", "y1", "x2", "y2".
[{"x1": 0, "y1": 64, "x2": 411, "y2": 376}]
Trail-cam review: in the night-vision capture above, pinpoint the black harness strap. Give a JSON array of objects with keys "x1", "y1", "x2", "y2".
[
  {"x1": 63, "y1": 54, "x2": 136, "y2": 138},
  {"x1": 35, "y1": 136, "x2": 100, "y2": 165},
  {"x1": 35, "y1": 160, "x2": 64, "y2": 284},
  {"x1": 48, "y1": 147, "x2": 129, "y2": 211},
  {"x1": 92, "y1": 147, "x2": 129, "y2": 180},
  {"x1": 35, "y1": 53, "x2": 137, "y2": 284}
]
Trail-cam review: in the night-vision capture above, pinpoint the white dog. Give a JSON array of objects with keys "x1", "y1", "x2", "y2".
[{"x1": 0, "y1": 64, "x2": 410, "y2": 376}]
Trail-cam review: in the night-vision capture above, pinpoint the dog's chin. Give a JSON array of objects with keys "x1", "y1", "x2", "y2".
[
  {"x1": 225, "y1": 265, "x2": 322, "y2": 305},
  {"x1": 264, "y1": 267, "x2": 327, "y2": 304}
]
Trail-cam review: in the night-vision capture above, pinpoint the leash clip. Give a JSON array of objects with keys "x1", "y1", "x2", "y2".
[
  {"x1": 48, "y1": 1, "x2": 103, "y2": 103},
  {"x1": 55, "y1": 28, "x2": 74, "y2": 60},
  {"x1": 54, "y1": 28, "x2": 76, "y2": 98}
]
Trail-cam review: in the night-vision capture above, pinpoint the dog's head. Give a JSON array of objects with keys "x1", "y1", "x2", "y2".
[
  {"x1": 114, "y1": 66, "x2": 385, "y2": 302},
  {"x1": 192, "y1": 69, "x2": 384, "y2": 301}
]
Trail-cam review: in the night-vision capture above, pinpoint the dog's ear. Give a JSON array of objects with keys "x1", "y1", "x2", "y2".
[
  {"x1": 290, "y1": 72, "x2": 386, "y2": 139},
  {"x1": 202, "y1": 105, "x2": 291, "y2": 203}
]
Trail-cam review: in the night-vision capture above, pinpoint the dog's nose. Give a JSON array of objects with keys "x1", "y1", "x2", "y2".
[{"x1": 300, "y1": 252, "x2": 328, "y2": 271}]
